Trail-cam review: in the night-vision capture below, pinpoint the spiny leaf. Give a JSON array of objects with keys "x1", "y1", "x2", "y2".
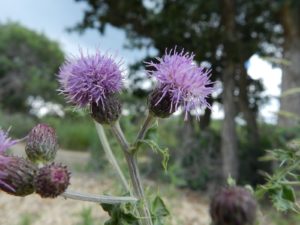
[
  {"x1": 101, "y1": 203, "x2": 139, "y2": 225},
  {"x1": 139, "y1": 139, "x2": 169, "y2": 172},
  {"x1": 150, "y1": 196, "x2": 170, "y2": 225}
]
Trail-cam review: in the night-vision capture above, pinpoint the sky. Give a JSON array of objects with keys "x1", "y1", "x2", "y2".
[
  {"x1": 0, "y1": 0, "x2": 148, "y2": 63},
  {"x1": 0, "y1": 0, "x2": 282, "y2": 123}
]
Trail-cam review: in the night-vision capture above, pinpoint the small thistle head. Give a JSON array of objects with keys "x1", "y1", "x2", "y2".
[
  {"x1": 0, "y1": 129, "x2": 18, "y2": 153},
  {"x1": 0, "y1": 156, "x2": 37, "y2": 196},
  {"x1": 35, "y1": 163, "x2": 70, "y2": 198},
  {"x1": 146, "y1": 48, "x2": 214, "y2": 119},
  {"x1": 210, "y1": 186, "x2": 257, "y2": 225},
  {"x1": 25, "y1": 124, "x2": 58, "y2": 163},
  {"x1": 58, "y1": 50, "x2": 123, "y2": 108}
]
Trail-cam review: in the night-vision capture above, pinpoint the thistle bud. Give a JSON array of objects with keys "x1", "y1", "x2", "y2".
[
  {"x1": 25, "y1": 124, "x2": 58, "y2": 163},
  {"x1": 0, "y1": 156, "x2": 37, "y2": 196},
  {"x1": 35, "y1": 163, "x2": 70, "y2": 198},
  {"x1": 91, "y1": 94, "x2": 122, "y2": 124},
  {"x1": 148, "y1": 88, "x2": 177, "y2": 118},
  {"x1": 210, "y1": 186, "x2": 257, "y2": 225}
]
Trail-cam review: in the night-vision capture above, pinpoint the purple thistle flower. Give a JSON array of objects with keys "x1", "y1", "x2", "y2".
[
  {"x1": 146, "y1": 48, "x2": 215, "y2": 119},
  {"x1": 58, "y1": 50, "x2": 123, "y2": 107},
  {"x1": 0, "y1": 129, "x2": 18, "y2": 154}
]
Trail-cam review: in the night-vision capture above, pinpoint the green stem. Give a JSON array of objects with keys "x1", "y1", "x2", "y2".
[
  {"x1": 94, "y1": 121, "x2": 131, "y2": 193},
  {"x1": 133, "y1": 112, "x2": 155, "y2": 153},
  {"x1": 280, "y1": 181, "x2": 300, "y2": 186},
  {"x1": 61, "y1": 190, "x2": 137, "y2": 204},
  {"x1": 135, "y1": 112, "x2": 154, "y2": 143},
  {"x1": 111, "y1": 121, "x2": 153, "y2": 225}
]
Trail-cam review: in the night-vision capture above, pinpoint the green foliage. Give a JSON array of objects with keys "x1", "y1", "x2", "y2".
[
  {"x1": 0, "y1": 22, "x2": 64, "y2": 113},
  {"x1": 0, "y1": 110, "x2": 36, "y2": 137},
  {"x1": 138, "y1": 139, "x2": 169, "y2": 172},
  {"x1": 257, "y1": 139, "x2": 300, "y2": 213},
  {"x1": 43, "y1": 115, "x2": 99, "y2": 151},
  {"x1": 18, "y1": 213, "x2": 38, "y2": 225},
  {"x1": 77, "y1": 208, "x2": 100, "y2": 225},
  {"x1": 150, "y1": 196, "x2": 170, "y2": 225},
  {"x1": 101, "y1": 202, "x2": 139, "y2": 225},
  {"x1": 100, "y1": 195, "x2": 169, "y2": 225}
]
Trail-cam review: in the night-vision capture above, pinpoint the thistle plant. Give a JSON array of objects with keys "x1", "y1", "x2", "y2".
[
  {"x1": 2, "y1": 47, "x2": 300, "y2": 224},
  {"x1": 256, "y1": 139, "x2": 300, "y2": 213},
  {"x1": 0, "y1": 48, "x2": 214, "y2": 225}
]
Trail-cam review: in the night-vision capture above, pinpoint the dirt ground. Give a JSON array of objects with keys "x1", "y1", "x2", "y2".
[{"x1": 0, "y1": 144, "x2": 211, "y2": 225}]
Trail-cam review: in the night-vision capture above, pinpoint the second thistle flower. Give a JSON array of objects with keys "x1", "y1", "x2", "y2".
[
  {"x1": 146, "y1": 48, "x2": 215, "y2": 119},
  {"x1": 58, "y1": 51, "x2": 123, "y2": 124}
]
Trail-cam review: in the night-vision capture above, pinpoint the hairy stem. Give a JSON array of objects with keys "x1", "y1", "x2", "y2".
[
  {"x1": 61, "y1": 190, "x2": 137, "y2": 204},
  {"x1": 111, "y1": 121, "x2": 153, "y2": 225},
  {"x1": 110, "y1": 121, "x2": 130, "y2": 152},
  {"x1": 94, "y1": 121, "x2": 131, "y2": 193},
  {"x1": 134, "y1": 112, "x2": 155, "y2": 148}
]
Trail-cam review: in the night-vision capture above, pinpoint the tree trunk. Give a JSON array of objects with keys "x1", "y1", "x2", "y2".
[
  {"x1": 238, "y1": 63, "x2": 260, "y2": 146},
  {"x1": 200, "y1": 97, "x2": 213, "y2": 130},
  {"x1": 220, "y1": 0, "x2": 239, "y2": 180},
  {"x1": 278, "y1": 3, "x2": 300, "y2": 127}
]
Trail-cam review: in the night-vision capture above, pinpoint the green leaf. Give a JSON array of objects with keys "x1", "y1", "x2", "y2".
[
  {"x1": 139, "y1": 139, "x2": 170, "y2": 171},
  {"x1": 150, "y1": 196, "x2": 170, "y2": 225},
  {"x1": 100, "y1": 203, "x2": 139, "y2": 225},
  {"x1": 282, "y1": 185, "x2": 296, "y2": 203},
  {"x1": 151, "y1": 196, "x2": 169, "y2": 217}
]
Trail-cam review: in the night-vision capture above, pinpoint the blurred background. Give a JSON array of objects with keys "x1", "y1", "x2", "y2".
[{"x1": 0, "y1": 0, "x2": 300, "y2": 225}]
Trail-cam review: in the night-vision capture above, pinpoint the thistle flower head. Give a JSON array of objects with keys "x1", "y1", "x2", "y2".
[
  {"x1": 25, "y1": 123, "x2": 58, "y2": 163},
  {"x1": 146, "y1": 48, "x2": 214, "y2": 119},
  {"x1": 0, "y1": 129, "x2": 18, "y2": 153},
  {"x1": 210, "y1": 186, "x2": 257, "y2": 225},
  {"x1": 35, "y1": 163, "x2": 70, "y2": 198},
  {"x1": 0, "y1": 156, "x2": 37, "y2": 196},
  {"x1": 58, "y1": 50, "x2": 123, "y2": 108}
]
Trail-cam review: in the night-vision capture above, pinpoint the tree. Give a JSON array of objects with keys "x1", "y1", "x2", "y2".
[
  {"x1": 73, "y1": 0, "x2": 276, "y2": 184},
  {"x1": 0, "y1": 22, "x2": 64, "y2": 113},
  {"x1": 220, "y1": 0, "x2": 239, "y2": 179},
  {"x1": 276, "y1": 1, "x2": 300, "y2": 127}
]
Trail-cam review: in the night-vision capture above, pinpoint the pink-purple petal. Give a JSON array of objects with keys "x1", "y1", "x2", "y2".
[{"x1": 147, "y1": 48, "x2": 215, "y2": 119}]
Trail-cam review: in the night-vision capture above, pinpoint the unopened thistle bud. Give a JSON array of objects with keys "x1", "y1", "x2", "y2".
[
  {"x1": 210, "y1": 186, "x2": 257, "y2": 225},
  {"x1": 25, "y1": 124, "x2": 58, "y2": 163},
  {"x1": 35, "y1": 163, "x2": 70, "y2": 198},
  {"x1": 91, "y1": 94, "x2": 122, "y2": 124},
  {"x1": 0, "y1": 156, "x2": 37, "y2": 196}
]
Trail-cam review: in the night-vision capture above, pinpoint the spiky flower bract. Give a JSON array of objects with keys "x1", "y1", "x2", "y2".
[
  {"x1": 0, "y1": 129, "x2": 18, "y2": 154},
  {"x1": 58, "y1": 50, "x2": 123, "y2": 108},
  {"x1": 0, "y1": 156, "x2": 37, "y2": 196},
  {"x1": 25, "y1": 123, "x2": 58, "y2": 163},
  {"x1": 146, "y1": 48, "x2": 214, "y2": 119},
  {"x1": 35, "y1": 163, "x2": 70, "y2": 198}
]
